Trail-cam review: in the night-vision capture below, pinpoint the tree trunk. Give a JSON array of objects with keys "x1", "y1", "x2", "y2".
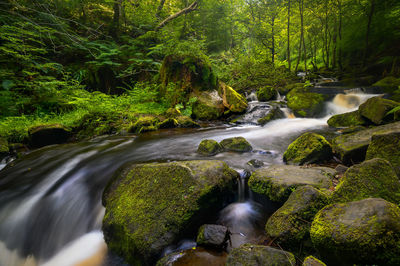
[
  {"x1": 110, "y1": 0, "x2": 122, "y2": 38},
  {"x1": 295, "y1": 0, "x2": 304, "y2": 72},
  {"x1": 363, "y1": 0, "x2": 375, "y2": 67},
  {"x1": 324, "y1": 0, "x2": 329, "y2": 68},
  {"x1": 271, "y1": 16, "x2": 275, "y2": 65},
  {"x1": 287, "y1": 0, "x2": 291, "y2": 71},
  {"x1": 332, "y1": 13, "x2": 337, "y2": 69},
  {"x1": 156, "y1": 1, "x2": 198, "y2": 31},
  {"x1": 338, "y1": 0, "x2": 343, "y2": 70}
]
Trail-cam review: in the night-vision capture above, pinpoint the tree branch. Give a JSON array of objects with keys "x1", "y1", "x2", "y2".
[{"x1": 155, "y1": 1, "x2": 198, "y2": 31}]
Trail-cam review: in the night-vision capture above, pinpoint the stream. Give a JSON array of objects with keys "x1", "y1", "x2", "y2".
[{"x1": 0, "y1": 86, "x2": 380, "y2": 266}]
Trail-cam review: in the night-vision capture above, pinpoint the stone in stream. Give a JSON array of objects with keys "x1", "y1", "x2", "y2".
[
  {"x1": 220, "y1": 137, "x2": 252, "y2": 152},
  {"x1": 218, "y1": 82, "x2": 248, "y2": 113},
  {"x1": 327, "y1": 110, "x2": 368, "y2": 128},
  {"x1": 286, "y1": 87, "x2": 325, "y2": 117},
  {"x1": 358, "y1": 96, "x2": 399, "y2": 125},
  {"x1": 225, "y1": 244, "x2": 296, "y2": 266},
  {"x1": 102, "y1": 160, "x2": 238, "y2": 265},
  {"x1": 310, "y1": 198, "x2": 400, "y2": 265},
  {"x1": 196, "y1": 224, "x2": 229, "y2": 249},
  {"x1": 28, "y1": 124, "x2": 71, "y2": 148},
  {"x1": 257, "y1": 86, "x2": 277, "y2": 102},
  {"x1": 331, "y1": 158, "x2": 400, "y2": 204},
  {"x1": 257, "y1": 107, "x2": 284, "y2": 126},
  {"x1": 247, "y1": 159, "x2": 264, "y2": 168},
  {"x1": 248, "y1": 165, "x2": 335, "y2": 203},
  {"x1": 265, "y1": 186, "x2": 329, "y2": 249},
  {"x1": 283, "y1": 132, "x2": 333, "y2": 165},
  {"x1": 197, "y1": 139, "x2": 223, "y2": 156},
  {"x1": 156, "y1": 247, "x2": 227, "y2": 266},
  {"x1": 302, "y1": 256, "x2": 327, "y2": 266}
]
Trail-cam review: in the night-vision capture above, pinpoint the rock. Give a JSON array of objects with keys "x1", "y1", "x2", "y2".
[
  {"x1": 334, "y1": 164, "x2": 348, "y2": 175},
  {"x1": 286, "y1": 88, "x2": 325, "y2": 117},
  {"x1": 158, "y1": 118, "x2": 179, "y2": 129},
  {"x1": 283, "y1": 133, "x2": 333, "y2": 165},
  {"x1": 358, "y1": 96, "x2": 399, "y2": 125},
  {"x1": 28, "y1": 124, "x2": 71, "y2": 148},
  {"x1": 220, "y1": 137, "x2": 252, "y2": 152},
  {"x1": 247, "y1": 159, "x2": 264, "y2": 168},
  {"x1": 0, "y1": 137, "x2": 9, "y2": 155},
  {"x1": 175, "y1": 116, "x2": 200, "y2": 128},
  {"x1": 156, "y1": 247, "x2": 227, "y2": 266},
  {"x1": 257, "y1": 86, "x2": 277, "y2": 101},
  {"x1": 102, "y1": 160, "x2": 238, "y2": 265},
  {"x1": 372, "y1": 76, "x2": 400, "y2": 90},
  {"x1": 332, "y1": 158, "x2": 400, "y2": 204},
  {"x1": 191, "y1": 90, "x2": 225, "y2": 120},
  {"x1": 366, "y1": 132, "x2": 400, "y2": 176},
  {"x1": 196, "y1": 224, "x2": 229, "y2": 248},
  {"x1": 327, "y1": 110, "x2": 367, "y2": 128},
  {"x1": 265, "y1": 186, "x2": 329, "y2": 249},
  {"x1": 257, "y1": 107, "x2": 285, "y2": 126},
  {"x1": 130, "y1": 115, "x2": 159, "y2": 133},
  {"x1": 302, "y1": 256, "x2": 327, "y2": 266},
  {"x1": 332, "y1": 121, "x2": 400, "y2": 164},
  {"x1": 197, "y1": 139, "x2": 223, "y2": 156},
  {"x1": 280, "y1": 83, "x2": 305, "y2": 95},
  {"x1": 226, "y1": 244, "x2": 295, "y2": 266},
  {"x1": 218, "y1": 82, "x2": 248, "y2": 113},
  {"x1": 310, "y1": 198, "x2": 400, "y2": 265},
  {"x1": 248, "y1": 165, "x2": 334, "y2": 203}
]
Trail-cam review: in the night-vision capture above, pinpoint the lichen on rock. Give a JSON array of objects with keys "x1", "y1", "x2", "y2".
[
  {"x1": 220, "y1": 137, "x2": 252, "y2": 152},
  {"x1": 197, "y1": 139, "x2": 223, "y2": 156}
]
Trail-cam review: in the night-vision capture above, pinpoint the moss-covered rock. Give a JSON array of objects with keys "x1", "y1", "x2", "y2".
[
  {"x1": 197, "y1": 139, "x2": 223, "y2": 156},
  {"x1": 0, "y1": 137, "x2": 9, "y2": 155},
  {"x1": 129, "y1": 115, "x2": 159, "y2": 133},
  {"x1": 372, "y1": 76, "x2": 400, "y2": 90},
  {"x1": 28, "y1": 124, "x2": 71, "y2": 148},
  {"x1": 196, "y1": 224, "x2": 228, "y2": 248},
  {"x1": 366, "y1": 132, "x2": 400, "y2": 176},
  {"x1": 257, "y1": 86, "x2": 277, "y2": 101},
  {"x1": 286, "y1": 88, "x2": 325, "y2": 117},
  {"x1": 283, "y1": 133, "x2": 333, "y2": 165},
  {"x1": 226, "y1": 244, "x2": 296, "y2": 266},
  {"x1": 358, "y1": 96, "x2": 399, "y2": 125},
  {"x1": 302, "y1": 256, "x2": 327, "y2": 266},
  {"x1": 266, "y1": 186, "x2": 329, "y2": 249},
  {"x1": 220, "y1": 137, "x2": 252, "y2": 152},
  {"x1": 248, "y1": 165, "x2": 334, "y2": 203},
  {"x1": 327, "y1": 110, "x2": 367, "y2": 128},
  {"x1": 156, "y1": 247, "x2": 227, "y2": 266},
  {"x1": 191, "y1": 90, "x2": 225, "y2": 120},
  {"x1": 175, "y1": 116, "x2": 200, "y2": 128},
  {"x1": 310, "y1": 198, "x2": 400, "y2": 265},
  {"x1": 102, "y1": 160, "x2": 238, "y2": 265},
  {"x1": 158, "y1": 118, "x2": 179, "y2": 129},
  {"x1": 279, "y1": 83, "x2": 305, "y2": 95},
  {"x1": 331, "y1": 158, "x2": 400, "y2": 204},
  {"x1": 218, "y1": 82, "x2": 248, "y2": 113},
  {"x1": 332, "y1": 121, "x2": 400, "y2": 164},
  {"x1": 257, "y1": 107, "x2": 284, "y2": 126}
]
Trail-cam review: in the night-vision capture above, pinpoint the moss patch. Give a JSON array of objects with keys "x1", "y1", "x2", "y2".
[
  {"x1": 197, "y1": 139, "x2": 223, "y2": 156},
  {"x1": 358, "y1": 96, "x2": 399, "y2": 125},
  {"x1": 220, "y1": 137, "x2": 252, "y2": 152},
  {"x1": 257, "y1": 86, "x2": 277, "y2": 101},
  {"x1": 327, "y1": 110, "x2": 367, "y2": 128},
  {"x1": 286, "y1": 88, "x2": 325, "y2": 117},
  {"x1": 218, "y1": 82, "x2": 248, "y2": 113}
]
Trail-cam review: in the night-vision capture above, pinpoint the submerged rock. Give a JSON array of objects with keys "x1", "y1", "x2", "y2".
[
  {"x1": 226, "y1": 244, "x2": 295, "y2": 266},
  {"x1": 286, "y1": 87, "x2": 325, "y2": 117},
  {"x1": 327, "y1": 110, "x2": 367, "y2": 128},
  {"x1": 196, "y1": 224, "x2": 229, "y2": 249},
  {"x1": 358, "y1": 96, "x2": 399, "y2": 125},
  {"x1": 248, "y1": 165, "x2": 334, "y2": 203},
  {"x1": 283, "y1": 132, "x2": 333, "y2": 165},
  {"x1": 130, "y1": 115, "x2": 159, "y2": 133},
  {"x1": 265, "y1": 186, "x2": 329, "y2": 249},
  {"x1": 220, "y1": 137, "x2": 252, "y2": 152},
  {"x1": 302, "y1": 256, "x2": 327, "y2": 266},
  {"x1": 197, "y1": 139, "x2": 223, "y2": 156},
  {"x1": 257, "y1": 86, "x2": 277, "y2": 102},
  {"x1": 28, "y1": 124, "x2": 71, "y2": 148},
  {"x1": 310, "y1": 198, "x2": 400, "y2": 265},
  {"x1": 218, "y1": 82, "x2": 248, "y2": 113},
  {"x1": 102, "y1": 160, "x2": 238, "y2": 265}
]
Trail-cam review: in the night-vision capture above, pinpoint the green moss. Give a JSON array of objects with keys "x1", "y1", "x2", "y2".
[
  {"x1": 303, "y1": 256, "x2": 326, "y2": 266},
  {"x1": 327, "y1": 110, "x2": 367, "y2": 128},
  {"x1": 197, "y1": 139, "x2": 223, "y2": 156},
  {"x1": 218, "y1": 82, "x2": 248, "y2": 113},
  {"x1": 158, "y1": 118, "x2": 178, "y2": 129},
  {"x1": 258, "y1": 107, "x2": 283, "y2": 125},
  {"x1": 286, "y1": 88, "x2": 325, "y2": 117},
  {"x1": 373, "y1": 76, "x2": 400, "y2": 91},
  {"x1": 0, "y1": 137, "x2": 9, "y2": 154},
  {"x1": 129, "y1": 115, "x2": 159, "y2": 133},
  {"x1": 219, "y1": 137, "x2": 252, "y2": 152},
  {"x1": 358, "y1": 96, "x2": 400, "y2": 125},
  {"x1": 257, "y1": 86, "x2": 277, "y2": 101},
  {"x1": 175, "y1": 116, "x2": 200, "y2": 128}
]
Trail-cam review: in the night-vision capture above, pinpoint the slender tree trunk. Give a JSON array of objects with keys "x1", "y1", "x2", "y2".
[
  {"x1": 363, "y1": 0, "x2": 375, "y2": 67},
  {"x1": 338, "y1": 0, "x2": 343, "y2": 70},
  {"x1": 332, "y1": 14, "x2": 337, "y2": 69},
  {"x1": 324, "y1": 0, "x2": 329, "y2": 68},
  {"x1": 110, "y1": 0, "x2": 122, "y2": 38},
  {"x1": 287, "y1": 0, "x2": 291, "y2": 71},
  {"x1": 271, "y1": 16, "x2": 275, "y2": 65},
  {"x1": 295, "y1": 0, "x2": 304, "y2": 72}
]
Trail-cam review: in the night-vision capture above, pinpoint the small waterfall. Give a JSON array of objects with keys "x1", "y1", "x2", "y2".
[{"x1": 246, "y1": 91, "x2": 258, "y2": 102}]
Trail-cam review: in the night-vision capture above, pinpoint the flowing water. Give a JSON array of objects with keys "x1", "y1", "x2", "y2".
[{"x1": 0, "y1": 88, "x2": 381, "y2": 266}]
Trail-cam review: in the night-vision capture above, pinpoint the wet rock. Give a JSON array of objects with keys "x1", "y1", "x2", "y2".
[
  {"x1": 334, "y1": 164, "x2": 348, "y2": 175},
  {"x1": 218, "y1": 82, "x2": 248, "y2": 113},
  {"x1": 366, "y1": 131, "x2": 400, "y2": 176},
  {"x1": 266, "y1": 186, "x2": 329, "y2": 249},
  {"x1": 0, "y1": 137, "x2": 9, "y2": 155},
  {"x1": 332, "y1": 158, "x2": 400, "y2": 204},
  {"x1": 197, "y1": 139, "x2": 223, "y2": 156},
  {"x1": 102, "y1": 160, "x2": 238, "y2": 265},
  {"x1": 302, "y1": 256, "x2": 327, "y2": 266},
  {"x1": 196, "y1": 224, "x2": 229, "y2": 249},
  {"x1": 130, "y1": 115, "x2": 159, "y2": 133},
  {"x1": 257, "y1": 107, "x2": 284, "y2": 126},
  {"x1": 280, "y1": 83, "x2": 304, "y2": 95},
  {"x1": 331, "y1": 121, "x2": 400, "y2": 164},
  {"x1": 248, "y1": 165, "x2": 334, "y2": 203},
  {"x1": 283, "y1": 132, "x2": 333, "y2": 165},
  {"x1": 157, "y1": 247, "x2": 227, "y2": 266},
  {"x1": 191, "y1": 90, "x2": 225, "y2": 120},
  {"x1": 226, "y1": 244, "x2": 295, "y2": 266},
  {"x1": 327, "y1": 110, "x2": 367, "y2": 128},
  {"x1": 247, "y1": 159, "x2": 264, "y2": 168},
  {"x1": 257, "y1": 86, "x2": 277, "y2": 102},
  {"x1": 220, "y1": 137, "x2": 252, "y2": 152},
  {"x1": 28, "y1": 124, "x2": 71, "y2": 148},
  {"x1": 310, "y1": 198, "x2": 400, "y2": 265},
  {"x1": 372, "y1": 76, "x2": 400, "y2": 90},
  {"x1": 158, "y1": 118, "x2": 179, "y2": 129},
  {"x1": 286, "y1": 87, "x2": 325, "y2": 117},
  {"x1": 175, "y1": 116, "x2": 200, "y2": 128},
  {"x1": 358, "y1": 96, "x2": 399, "y2": 125}
]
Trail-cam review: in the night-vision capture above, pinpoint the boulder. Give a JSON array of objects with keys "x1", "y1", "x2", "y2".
[
  {"x1": 218, "y1": 82, "x2": 248, "y2": 113},
  {"x1": 102, "y1": 160, "x2": 238, "y2": 265},
  {"x1": 247, "y1": 159, "x2": 264, "y2": 168},
  {"x1": 248, "y1": 165, "x2": 334, "y2": 203},
  {"x1": 327, "y1": 110, "x2": 367, "y2": 128},
  {"x1": 175, "y1": 116, "x2": 200, "y2": 128},
  {"x1": 0, "y1": 137, "x2": 9, "y2": 155},
  {"x1": 158, "y1": 118, "x2": 179, "y2": 129},
  {"x1": 358, "y1": 96, "x2": 399, "y2": 125},
  {"x1": 286, "y1": 88, "x2": 325, "y2": 117},
  {"x1": 226, "y1": 244, "x2": 296, "y2": 266},
  {"x1": 310, "y1": 198, "x2": 400, "y2": 265},
  {"x1": 366, "y1": 132, "x2": 400, "y2": 176},
  {"x1": 280, "y1": 83, "x2": 305, "y2": 95},
  {"x1": 283, "y1": 133, "x2": 333, "y2": 165},
  {"x1": 196, "y1": 224, "x2": 229, "y2": 249},
  {"x1": 191, "y1": 90, "x2": 225, "y2": 120},
  {"x1": 28, "y1": 124, "x2": 71, "y2": 148},
  {"x1": 197, "y1": 140, "x2": 223, "y2": 156},
  {"x1": 257, "y1": 107, "x2": 285, "y2": 126},
  {"x1": 372, "y1": 76, "x2": 400, "y2": 91},
  {"x1": 331, "y1": 158, "x2": 400, "y2": 204},
  {"x1": 302, "y1": 256, "x2": 327, "y2": 266},
  {"x1": 130, "y1": 115, "x2": 159, "y2": 133},
  {"x1": 266, "y1": 186, "x2": 329, "y2": 249},
  {"x1": 220, "y1": 137, "x2": 252, "y2": 152},
  {"x1": 332, "y1": 121, "x2": 400, "y2": 164},
  {"x1": 257, "y1": 86, "x2": 277, "y2": 101},
  {"x1": 157, "y1": 247, "x2": 227, "y2": 266}
]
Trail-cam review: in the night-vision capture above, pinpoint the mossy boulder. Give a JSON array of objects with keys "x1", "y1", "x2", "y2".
[
  {"x1": 218, "y1": 82, "x2": 248, "y2": 113},
  {"x1": 332, "y1": 121, "x2": 400, "y2": 164},
  {"x1": 327, "y1": 110, "x2": 367, "y2": 128},
  {"x1": 286, "y1": 88, "x2": 325, "y2": 117},
  {"x1": 156, "y1": 247, "x2": 227, "y2": 266},
  {"x1": 0, "y1": 137, "x2": 9, "y2": 155},
  {"x1": 303, "y1": 256, "x2": 327, "y2": 266},
  {"x1": 257, "y1": 86, "x2": 277, "y2": 101},
  {"x1": 358, "y1": 96, "x2": 399, "y2": 125},
  {"x1": 102, "y1": 160, "x2": 238, "y2": 265},
  {"x1": 28, "y1": 124, "x2": 71, "y2": 148},
  {"x1": 366, "y1": 132, "x2": 400, "y2": 176},
  {"x1": 372, "y1": 76, "x2": 400, "y2": 91},
  {"x1": 283, "y1": 133, "x2": 333, "y2": 165},
  {"x1": 248, "y1": 165, "x2": 335, "y2": 203},
  {"x1": 310, "y1": 198, "x2": 400, "y2": 265},
  {"x1": 191, "y1": 90, "x2": 225, "y2": 120},
  {"x1": 196, "y1": 224, "x2": 229, "y2": 249},
  {"x1": 158, "y1": 118, "x2": 179, "y2": 129},
  {"x1": 175, "y1": 116, "x2": 200, "y2": 128},
  {"x1": 280, "y1": 83, "x2": 305, "y2": 95},
  {"x1": 266, "y1": 186, "x2": 329, "y2": 249},
  {"x1": 197, "y1": 139, "x2": 223, "y2": 156},
  {"x1": 331, "y1": 158, "x2": 400, "y2": 204},
  {"x1": 220, "y1": 137, "x2": 252, "y2": 152},
  {"x1": 257, "y1": 107, "x2": 285, "y2": 126},
  {"x1": 226, "y1": 244, "x2": 296, "y2": 266},
  {"x1": 130, "y1": 115, "x2": 159, "y2": 133}
]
